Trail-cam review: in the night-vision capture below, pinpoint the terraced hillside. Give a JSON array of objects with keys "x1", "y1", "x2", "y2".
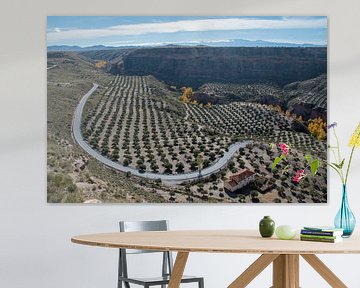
[
  {"x1": 81, "y1": 74, "x2": 326, "y2": 178},
  {"x1": 186, "y1": 102, "x2": 326, "y2": 154},
  {"x1": 285, "y1": 74, "x2": 327, "y2": 119},
  {"x1": 82, "y1": 75, "x2": 231, "y2": 174},
  {"x1": 193, "y1": 74, "x2": 327, "y2": 120},
  {"x1": 194, "y1": 83, "x2": 284, "y2": 105}
]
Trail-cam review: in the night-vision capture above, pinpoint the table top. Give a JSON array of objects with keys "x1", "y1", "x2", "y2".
[{"x1": 71, "y1": 230, "x2": 360, "y2": 254}]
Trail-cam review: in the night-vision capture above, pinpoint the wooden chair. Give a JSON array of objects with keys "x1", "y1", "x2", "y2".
[{"x1": 118, "y1": 220, "x2": 204, "y2": 288}]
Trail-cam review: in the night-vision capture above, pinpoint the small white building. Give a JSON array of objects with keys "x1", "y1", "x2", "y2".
[{"x1": 224, "y1": 168, "x2": 256, "y2": 192}]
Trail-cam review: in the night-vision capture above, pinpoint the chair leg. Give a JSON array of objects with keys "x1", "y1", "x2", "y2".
[
  {"x1": 161, "y1": 252, "x2": 168, "y2": 288},
  {"x1": 118, "y1": 278, "x2": 130, "y2": 288},
  {"x1": 199, "y1": 278, "x2": 204, "y2": 288}
]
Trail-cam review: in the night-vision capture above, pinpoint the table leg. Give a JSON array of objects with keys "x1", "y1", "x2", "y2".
[
  {"x1": 168, "y1": 252, "x2": 189, "y2": 288},
  {"x1": 229, "y1": 253, "x2": 348, "y2": 288},
  {"x1": 301, "y1": 254, "x2": 347, "y2": 288},
  {"x1": 272, "y1": 254, "x2": 299, "y2": 288},
  {"x1": 228, "y1": 254, "x2": 279, "y2": 288}
]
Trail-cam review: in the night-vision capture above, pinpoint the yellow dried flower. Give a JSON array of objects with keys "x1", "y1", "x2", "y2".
[{"x1": 349, "y1": 123, "x2": 360, "y2": 147}]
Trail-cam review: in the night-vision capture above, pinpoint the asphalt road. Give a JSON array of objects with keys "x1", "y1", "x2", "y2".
[
  {"x1": 72, "y1": 83, "x2": 251, "y2": 183},
  {"x1": 47, "y1": 64, "x2": 58, "y2": 70}
]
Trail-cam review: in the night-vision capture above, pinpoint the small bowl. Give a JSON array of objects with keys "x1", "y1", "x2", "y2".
[{"x1": 275, "y1": 225, "x2": 297, "y2": 240}]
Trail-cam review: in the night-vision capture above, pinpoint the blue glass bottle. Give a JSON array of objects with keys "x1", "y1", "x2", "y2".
[{"x1": 334, "y1": 185, "x2": 356, "y2": 237}]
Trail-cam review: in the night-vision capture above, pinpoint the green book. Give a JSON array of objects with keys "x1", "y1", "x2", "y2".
[
  {"x1": 300, "y1": 236, "x2": 343, "y2": 243},
  {"x1": 300, "y1": 234, "x2": 339, "y2": 240}
]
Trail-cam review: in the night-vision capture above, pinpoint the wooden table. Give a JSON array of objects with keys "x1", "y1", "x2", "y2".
[{"x1": 72, "y1": 230, "x2": 360, "y2": 288}]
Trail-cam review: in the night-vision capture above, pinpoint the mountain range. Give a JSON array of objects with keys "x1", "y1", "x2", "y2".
[{"x1": 47, "y1": 39, "x2": 325, "y2": 51}]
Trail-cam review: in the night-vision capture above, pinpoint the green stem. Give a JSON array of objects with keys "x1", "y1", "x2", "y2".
[
  {"x1": 332, "y1": 128, "x2": 346, "y2": 182},
  {"x1": 333, "y1": 128, "x2": 342, "y2": 164},
  {"x1": 345, "y1": 145, "x2": 356, "y2": 186},
  {"x1": 327, "y1": 162, "x2": 345, "y2": 184},
  {"x1": 330, "y1": 148, "x2": 339, "y2": 165}
]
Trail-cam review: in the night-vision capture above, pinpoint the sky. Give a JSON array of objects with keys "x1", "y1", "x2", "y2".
[{"x1": 47, "y1": 16, "x2": 327, "y2": 47}]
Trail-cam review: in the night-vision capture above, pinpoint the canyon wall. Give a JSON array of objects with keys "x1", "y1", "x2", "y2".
[{"x1": 111, "y1": 47, "x2": 327, "y2": 88}]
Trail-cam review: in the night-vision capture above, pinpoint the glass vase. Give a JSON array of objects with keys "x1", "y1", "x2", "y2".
[{"x1": 334, "y1": 185, "x2": 356, "y2": 237}]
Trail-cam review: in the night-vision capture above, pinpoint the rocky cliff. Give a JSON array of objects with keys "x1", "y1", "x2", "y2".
[{"x1": 112, "y1": 47, "x2": 327, "y2": 88}]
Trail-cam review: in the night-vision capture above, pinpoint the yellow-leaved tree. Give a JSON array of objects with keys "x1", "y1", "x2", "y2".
[
  {"x1": 308, "y1": 117, "x2": 327, "y2": 140},
  {"x1": 179, "y1": 87, "x2": 193, "y2": 103}
]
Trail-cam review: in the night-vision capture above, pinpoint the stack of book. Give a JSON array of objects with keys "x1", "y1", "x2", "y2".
[{"x1": 300, "y1": 226, "x2": 344, "y2": 243}]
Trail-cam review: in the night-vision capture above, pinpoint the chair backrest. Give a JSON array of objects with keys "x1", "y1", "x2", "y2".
[
  {"x1": 119, "y1": 220, "x2": 169, "y2": 254},
  {"x1": 120, "y1": 220, "x2": 168, "y2": 232},
  {"x1": 118, "y1": 220, "x2": 173, "y2": 282}
]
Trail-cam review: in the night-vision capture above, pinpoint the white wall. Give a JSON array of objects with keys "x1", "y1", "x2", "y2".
[{"x1": 1, "y1": 0, "x2": 360, "y2": 287}]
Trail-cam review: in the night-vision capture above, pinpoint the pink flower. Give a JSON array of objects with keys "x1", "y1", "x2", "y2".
[
  {"x1": 279, "y1": 143, "x2": 289, "y2": 155},
  {"x1": 293, "y1": 169, "x2": 306, "y2": 183}
]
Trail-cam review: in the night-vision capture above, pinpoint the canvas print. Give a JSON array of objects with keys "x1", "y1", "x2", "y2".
[{"x1": 47, "y1": 16, "x2": 328, "y2": 203}]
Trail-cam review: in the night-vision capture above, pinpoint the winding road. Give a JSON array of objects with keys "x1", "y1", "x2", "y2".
[
  {"x1": 47, "y1": 64, "x2": 58, "y2": 70},
  {"x1": 72, "y1": 83, "x2": 251, "y2": 183}
]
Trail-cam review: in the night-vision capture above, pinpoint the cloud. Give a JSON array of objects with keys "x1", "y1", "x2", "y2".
[{"x1": 47, "y1": 17, "x2": 327, "y2": 43}]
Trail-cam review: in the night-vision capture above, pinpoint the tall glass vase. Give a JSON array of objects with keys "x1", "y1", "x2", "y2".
[{"x1": 334, "y1": 185, "x2": 356, "y2": 237}]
